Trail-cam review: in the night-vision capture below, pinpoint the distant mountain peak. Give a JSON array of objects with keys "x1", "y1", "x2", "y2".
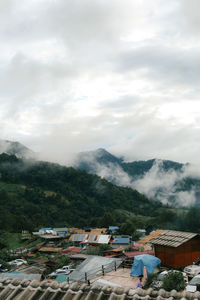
[
  {"x1": 74, "y1": 148, "x2": 195, "y2": 207},
  {"x1": 0, "y1": 139, "x2": 35, "y2": 159}
]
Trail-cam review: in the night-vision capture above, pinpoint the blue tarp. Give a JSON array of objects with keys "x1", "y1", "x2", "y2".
[{"x1": 130, "y1": 254, "x2": 161, "y2": 277}]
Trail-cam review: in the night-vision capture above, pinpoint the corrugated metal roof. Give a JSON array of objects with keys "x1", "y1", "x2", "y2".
[
  {"x1": 85, "y1": 234, "x2": 97, "y2": 243},
  {"x1": 0, "y1": 272, "x2": 41, "y2": 281},
  {"x1": 97, "y1": 235, "x2": 111, "y2": 244},
  {"x1": 69, "y1": 228, "x2": 107, "y2": 234},
  {"x1": 149, "y1": 230, "x2": 198, "y2": 247},
  {"x1": 112, "y1": 237, "x2": 130, "y2": 244},
  {"x1": 69, "y1": 256, "x2": 122, "y2": 282},
  {"x1": 71, "y1": 234, "x2": 87, "y2": 242}
]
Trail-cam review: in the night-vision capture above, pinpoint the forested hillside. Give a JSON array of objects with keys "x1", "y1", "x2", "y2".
[
  {"x1": 0, "y1": 153, "x2": 199, "y2": 235},
  {"x1": 0, "y1": 153, "x2": 163, "y2": 232}
]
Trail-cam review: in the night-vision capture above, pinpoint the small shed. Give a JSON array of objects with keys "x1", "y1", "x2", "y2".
[{"x1": 150, "y1": 230, "x2": 200, "y2": 268}]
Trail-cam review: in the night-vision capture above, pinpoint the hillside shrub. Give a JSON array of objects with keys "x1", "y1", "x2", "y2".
[{"x1": 162, "y1": 271, "x2": 186, "y2": 291}]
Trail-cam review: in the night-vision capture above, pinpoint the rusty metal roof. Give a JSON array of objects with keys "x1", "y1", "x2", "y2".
[
  {"x1": 39, "y1": 247, "x2": 62, "y2": 252},
  {"x1": 138, "y1": 230, "x2": 165, "y2": 245},
  {"x1": 149, "y1": 230, "x2": 198, "y2": 247}
]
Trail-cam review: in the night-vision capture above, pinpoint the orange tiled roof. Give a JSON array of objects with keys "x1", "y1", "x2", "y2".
[{"x1": 138, "y1": 230, "x2": 165, "y2": 244}]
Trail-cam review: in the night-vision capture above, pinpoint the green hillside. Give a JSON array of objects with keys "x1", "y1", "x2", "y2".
[
  {"x1": 0, "y1": 153, "x2": 164, "y2": 232},
  {"x1": 0, "y1": 153, "x2": 199, "y2": 237}
]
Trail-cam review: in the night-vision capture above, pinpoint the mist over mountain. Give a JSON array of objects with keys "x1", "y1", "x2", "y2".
[
  {"x1": 0, "y1": 140, "x2": 35, "y2": 159},
  {"x1": 74, "y1": 148, "x2": 200, "y2": 207},
  {"x1": 0, "y1": 152, "x2": 164, "y2": 232},
  {"x1": 1, "y1": 139, "x2": 200, "y2": 208}
]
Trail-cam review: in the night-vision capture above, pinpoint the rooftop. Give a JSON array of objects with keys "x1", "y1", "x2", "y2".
[
  {"x1": 0, "y1": 278, "x2": 199, "y2": 299},
  {"x1": 149, "y1": 230, "x2": 198, "y2": 248},
  {"x1": 124, "y1": 250, "x2": 154, "y2": 258},
  {"x1": 138, "y1": 230, "x2": 165, "y2": 245},
  {"x1": 112, "y1": 237, "x2": 130, "y2": 244},
  {"x1": 39, "y1": 247, "x2": 62, "y2": 253}
]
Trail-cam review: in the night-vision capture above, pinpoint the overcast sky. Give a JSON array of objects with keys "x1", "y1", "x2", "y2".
[{"x1": 1, "y1": 0, "x2": 200, "y2": 164}]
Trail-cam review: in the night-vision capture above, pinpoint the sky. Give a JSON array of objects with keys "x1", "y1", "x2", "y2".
[{"x1": 1, "y1": 0, "x2": 200, "y2": 164}]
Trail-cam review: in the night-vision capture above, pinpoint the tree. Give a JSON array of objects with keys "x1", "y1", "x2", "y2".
[
  {"x1": 156, "y1": 208, "x2": 176, "y2": 227},
  {"x1": 184, "y1": 207, "x2": 200, "y2": 233},
  {"x1": 162, "y1": 271, "x2": 186, "y2": 291},
  {"x1": 119, "y1": 220, "x2": 136, "y2": 237},
  {"x1": 99, "y1": 212, "x2": 116, "y2": 227}
]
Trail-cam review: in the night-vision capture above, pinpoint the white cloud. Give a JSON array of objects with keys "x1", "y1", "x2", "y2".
[{"x1": 0, "y1": 0, "x2": 200, "y2": 167}]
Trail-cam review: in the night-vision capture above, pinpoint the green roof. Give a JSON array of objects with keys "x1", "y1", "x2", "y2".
[{"x1": 53, "y1": 228, "x2": 68, "y2": 232}]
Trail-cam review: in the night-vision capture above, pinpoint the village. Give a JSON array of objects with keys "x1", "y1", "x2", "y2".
[{"x1": 1, "y1": 226, "x2": 200, "y2": 299}]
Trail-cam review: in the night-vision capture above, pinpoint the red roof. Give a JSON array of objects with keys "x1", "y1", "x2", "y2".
[
  {"x1": 124, "y1": 250, "x2": 154, "y2": 258},
  {"x1": 62, "y1": 247, "x2": 82, "y2": 253}
]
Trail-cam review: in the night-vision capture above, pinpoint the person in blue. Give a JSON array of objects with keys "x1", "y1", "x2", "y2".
[{"x1": 136, "y1": 277, "x2": 143, "y2": 288}]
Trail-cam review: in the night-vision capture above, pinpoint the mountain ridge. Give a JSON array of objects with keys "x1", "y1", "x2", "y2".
[
  {"x1": 0, "y1": 140, "x2": 199, "y2": 207},
  {"x1": 74, "y1": 148, "x2": 199, "y2": 207},
  {"x1": 0, "y1": 139, "x2": 35, "y2": 159}
]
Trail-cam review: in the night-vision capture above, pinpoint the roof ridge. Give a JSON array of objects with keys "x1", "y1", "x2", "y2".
[{"x1": 0, "y1": 278, "x2": 200, "y2": 299}]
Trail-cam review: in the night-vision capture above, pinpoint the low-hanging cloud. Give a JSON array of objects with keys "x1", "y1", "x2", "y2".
[
  {"x1": 131, "y1": 160, "x2": 197, "y2": 207},
  {"x1": 75, "y1": 152, "x2": 200, "y2": 207}
]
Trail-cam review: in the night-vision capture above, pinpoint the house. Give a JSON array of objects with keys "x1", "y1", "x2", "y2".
[
  {"x1": 69, "y1": 234, "x2": 88, "y2": 244},
  {"x1": 53, "y1": 227, "x2": 68, "y2": 237},
  {"x1": 68, "y1": 228, "x2": 107, "y2": 235},
  {"x1": 70, "y1": 234, "x2": 112, "y2": 246},
  {"x1": 111, "y1": 236, "x2": 131, "y2": 249},
  {"x1": 104, "y1": 248, "x2": 124, "y2": 257},
  {"x1": 96, "y1": 235, "x2": 112, "y2": 245},
  {"x1": 38, "y1": 247, "x2": 62, "y2": 254},
  {"x1": 138, "y1": 230, "x2": 165, "y2": 245},
  {"x1": 150, "y1": 230, "x2": 200, "y2": 268},
  {"x1": 32, "y1": 228, "x2": 62, "y2": 240},
  {"x1": 62, "y1": 247, "x2": 82, "y2": 255},
  {"x1": 39, "y1": 228, "x2": 53, "y2": 235}
]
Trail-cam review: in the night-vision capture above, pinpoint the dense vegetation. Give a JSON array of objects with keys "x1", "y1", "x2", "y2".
[
  {"x1": 0, "y1": 153, "x2": 199, "y2": 239},
  {"x1": 162, "y1": 271, "x2": 186, "y2": 291},
  {"x1": 0, "y1": 153, "x2": 163, "y2": 232}
]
